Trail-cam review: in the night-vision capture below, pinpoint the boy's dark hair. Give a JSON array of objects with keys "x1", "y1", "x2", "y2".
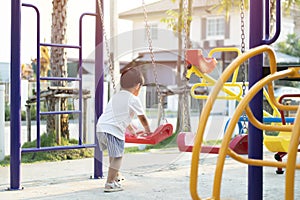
[{"x1": 120, "y1": 68, "x2": 145, "y2": 89}]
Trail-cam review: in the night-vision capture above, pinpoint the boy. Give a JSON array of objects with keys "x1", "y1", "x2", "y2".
[{"x1": 96, "y1": 68, "x2": 151, "y2": 192}]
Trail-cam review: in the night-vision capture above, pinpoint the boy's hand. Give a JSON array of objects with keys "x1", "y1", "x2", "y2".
[{"x1": 127, "y1": 124, "x2": 137, "y2": 135}]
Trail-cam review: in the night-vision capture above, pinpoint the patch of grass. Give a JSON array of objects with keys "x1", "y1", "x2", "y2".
[
  {"x1": 264, "y1": 131, "x2": 280, "y2": 136},
  {"x1": 203, "y1": 139, "x2": 222, "y2": 145},
  {"x1": 0, "y1": 131, "x2": 179, "y2": 167},
  {"x1": 0, "y1": 156, "x2": 10, "y2": 166},
  {"x1": 0, "y1": 132, "x2": 94, "y2": 167}
]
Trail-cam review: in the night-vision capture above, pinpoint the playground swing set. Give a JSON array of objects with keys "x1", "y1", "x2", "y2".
[
  {"x1": 183, "y1": 0, "x2": 300, "y2": 199},
  {"x1": 177, "y1": 0, "x2": 251, "y2": 155},
  {"x1": 189, "y1": 44, "x2": 300, "y2": 200},
  {"x1": 177, "y1": 47, "x2": 249, "y2": 155},
  {"x1": 176, "y1": 0, "x2": 299, "y2": 165},
  {"x1": 100, "y1": 0, "x2": 174, "y2": 145},
  {"x1": 9, "y1": 0, "x2": 174, "y2": 191},
  {"x1": 9, "y1": 0, "x2": 300, "y2": 199}
]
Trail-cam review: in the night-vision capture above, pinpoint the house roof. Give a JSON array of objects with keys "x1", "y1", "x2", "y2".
[
  {"x1": 119, "y1": 0, "x2": 218, "y2": 19},
  {"x1": 276, "y1": 52, "x2": 300, "y2": 64}
]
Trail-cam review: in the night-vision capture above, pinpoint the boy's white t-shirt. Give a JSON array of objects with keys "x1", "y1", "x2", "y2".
[{"x1": 96, "y1": 90, "x2": 145, "y2": 140}]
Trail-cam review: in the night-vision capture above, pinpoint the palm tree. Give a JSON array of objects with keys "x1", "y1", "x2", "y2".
[{"x1": 47, "y1": 0, "x2": 69, "y2": 143}]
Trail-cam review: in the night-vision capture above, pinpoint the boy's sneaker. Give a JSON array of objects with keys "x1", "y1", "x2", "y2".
[
  {"x1": 115, "y1": 173, "x2": 125, "y2": 182},
  {"x1": 104, "y1": 181, "x2": 123, "y2": 192},
  {"x1": 114, "y1": 180, "x2": 121, "y2": 188}
]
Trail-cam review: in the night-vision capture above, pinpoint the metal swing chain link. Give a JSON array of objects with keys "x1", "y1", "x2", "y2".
[
  {"x1": 240, "y1": 0, "x2": 248, "y2": 133},
  {"x1": 142, "y1": 0, "x2": 166, "y2": 122},
  {"x1": 97, "y1": 0, "x2": 116, "y2": 91},
  {"x1": 182, "y1": 0, "x2": 191, "y2": 131}
]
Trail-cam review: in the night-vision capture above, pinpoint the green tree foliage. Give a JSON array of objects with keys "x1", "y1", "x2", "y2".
[
  {"x1": 276, "y1": 33, "x2": 300, "y2": 57},
  {"x1": 275, "y1": 33, "x2": 300, "y2": 87}
]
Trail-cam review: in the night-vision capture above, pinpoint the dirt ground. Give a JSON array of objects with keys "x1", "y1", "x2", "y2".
[{"x1": 0, "y1": 147, "x2": 299, "y2": 200}]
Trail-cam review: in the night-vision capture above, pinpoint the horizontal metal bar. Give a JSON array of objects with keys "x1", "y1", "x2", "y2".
[
  {"x1": 40, "y1": 42, "x2": 81, "y2": 49},
  {"x1": 40, "y1": 110, "x2": 81, "y2": 115},
  {"x1": 40, "y1": 77, "x2": 81, "y2": 81},
  {"x1": 21, "y1": 144, "x2": 96, "y2": 153},
  {"x1": 239, "y1": 117, "x2": 295, "y2": 123}
]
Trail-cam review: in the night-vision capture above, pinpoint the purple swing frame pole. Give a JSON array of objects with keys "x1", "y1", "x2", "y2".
[
  {"x1": 248, "y1": 0, "x2": 281, "y2": 199},
  {"x1": 248, "y1": 1, "x2": 264, "y2": 199},
  {"x1": 94, "y1": 0, "x2": 104, "y2": 179},
  {"x1": 10, "y1": 0, "x2": 22, "y2": 190}
]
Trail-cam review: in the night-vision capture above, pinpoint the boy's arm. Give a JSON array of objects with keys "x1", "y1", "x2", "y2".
[
  {"x1": 127, "y1": 124, "x2": 137, "y2": 135},
  {"x1": 137, "y1": 115, "x2": 151, "y2": 134}
]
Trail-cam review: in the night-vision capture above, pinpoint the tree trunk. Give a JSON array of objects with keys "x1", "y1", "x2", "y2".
[
  {"x1": 175, "y1": 0, "x2": 184, "y2": 133},
  {"x1": 47, "y1": 0, "x2": 69, "y2": 141}
]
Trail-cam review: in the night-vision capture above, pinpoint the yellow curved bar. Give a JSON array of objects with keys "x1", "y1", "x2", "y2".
[
  {"x1": 246, "y1": 106, "x2": 293, "y2": 132},
  {"x1": 190, "y1": 45, "x2": 282, "y2": 200},
  {"x1": 263, "y1": 89, "x2": 281, "y2": 117},
  {"x1": 238, "y1": 69, "x2": 295, "y2": 133},
  {"x1": 186, "y1": 65, "x2": 217, "y2": 85},
  {"x1": 211, "y1": 69, "x2": 297, "y2": 199},
  {"x1": 187, "y1": 59, "x2": 282, "y2": 119},
  {"x1": 267, "y1": 79, "x2": 300, "y2": 111},
  {"x1": 285, "y1": 105, "x2": 300, "y2": 199},
  {"x1": 190, "y1": 82, "x2": 243, "y2": 100},
  {"x1": 208, "y1": 47, "x2": 242, "y2": 83}
]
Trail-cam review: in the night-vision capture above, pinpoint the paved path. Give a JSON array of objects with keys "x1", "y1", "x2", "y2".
[{"x1": 0, "y1": 147, "x2": 299, "y2": 200}]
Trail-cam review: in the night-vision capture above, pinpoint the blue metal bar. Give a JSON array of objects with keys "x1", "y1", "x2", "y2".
[
  {"x1": 94, "y1": 0, "x2": 104, "y2": 179},
  {"x1": 40, "y1": 110, "x2": 81, "y2": 115},
  {"x1": 40, "y1": 42, "x2": 81, "y2": 49},
  {"x1": 10, "y1": 1, "x2": 103, "y2": 188},
  {"x1": 249, "y1": 1, "x2": 264, "y2": 199},
  {"x1": 238, "y1": 116, "x2": 295, "y2": 123},
  {"x1": 10, "y1": 0, "x2": 22, "y2": 190},
  {"x1": 264, "y1": 0, "x2": 270, "y2": 39},
  {"x1": 40, "y1": 77, "x2": 81, "y2": 81},
  {"x1": 263, "y1": 0, "x2": 281, "y2": 44},
  {"x1": 79, "y1": 12, "x2": 97, "y2": 145},
  {"x1": 22, "y1": 144, "x2": 96, "y2": 153},
  {"x1": 22, "y1": 3, "x2": 42, "y2": 149}
]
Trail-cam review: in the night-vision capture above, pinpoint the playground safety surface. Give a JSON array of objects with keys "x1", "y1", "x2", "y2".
[{"x1": 0, "y1": 147, "x2": 299, "y2": 200}]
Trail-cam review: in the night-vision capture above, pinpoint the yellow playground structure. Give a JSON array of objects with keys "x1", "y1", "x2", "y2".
[{"x1": 187, "y1": 45, "x2": 300, "y2": 200}]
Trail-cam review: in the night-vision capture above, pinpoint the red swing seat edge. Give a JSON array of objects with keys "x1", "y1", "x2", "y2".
[
  {"x1": 177, "y1": 132, "x2": 248, "y2": 154},
  {"x1": 125, "y1": 123, "x2": 173, "y2": 144}
]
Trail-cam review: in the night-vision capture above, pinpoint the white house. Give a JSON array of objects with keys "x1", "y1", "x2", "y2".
[{"x1": 117, "y1": 0, "x2": 297, "y2": 115}]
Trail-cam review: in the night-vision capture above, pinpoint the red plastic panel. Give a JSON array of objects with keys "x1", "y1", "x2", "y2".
[
  {"x1": 125, "y1": 123, "x2": 173, "y2": 145},
  {"x1": 185, "y1": 49, "x2": 217, "y2": 73},
  {"x1": 177, "y1": 132, "x2": 248, "y2": 155}
]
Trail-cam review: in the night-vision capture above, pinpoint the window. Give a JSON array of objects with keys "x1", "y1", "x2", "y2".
[
  {"x1": 145, "y1": 23, "x2": 158, "y2": 40},
  {"x1": 207, "y1": 17, "x2": 225, "y2": 38}
]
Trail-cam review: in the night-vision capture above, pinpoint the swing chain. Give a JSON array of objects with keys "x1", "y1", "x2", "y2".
[
  {"x1": 142, "y1": 0, "x2": 166, "y2": 123},
  {"x1": 182, "y1": 0, "x2": 191, "y2": 131},
  {"x1": 240, "y1": 0, "x2": 248, "y2": 133},
  {"x1": 97, "y1": 0, "x2": 116, "y2": 91}
]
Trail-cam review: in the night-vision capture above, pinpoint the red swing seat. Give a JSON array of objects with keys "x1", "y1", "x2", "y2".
[
  {"x1": 125, "y1": 123, "x2": 173, "y2": 145},
  {"x1": 177, "y1": 132, "x2": 248, "y2": 155},
  {"x1": 185, "y1": 49, "x2": 217, "y2": 74}
]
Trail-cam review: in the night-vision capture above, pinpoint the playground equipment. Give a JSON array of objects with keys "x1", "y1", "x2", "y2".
[
  {"x1": 97, "y1": 0, "x2": 174, "y2": 145},
  {"x1": 264, "y1": 93, "x2": 300, "y2": 174},
  {"x1": 19, "y1": 3, "x2": 97, "y2": 153},
  {"x1": 177, "y1": 47, "x2": 249, "y2": 154},
  {"x1": 186, "y1": 47, "x2": 243, "y2": 101},
  {"x1": 177, "y1": 44, "x2": 295, "y2": 155},
  {"x1": 125, "y1": 123, "x2": 173, "y2": 144},
  {"x1": 177, "y1": 131, "x2": 248, "y2": 154},
  {"x1": 9, "y1": 1, "x2": 105, "y2": 190},
  {"x1": 189, "y1": 45, "x2": 300, "y2": 200}
]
